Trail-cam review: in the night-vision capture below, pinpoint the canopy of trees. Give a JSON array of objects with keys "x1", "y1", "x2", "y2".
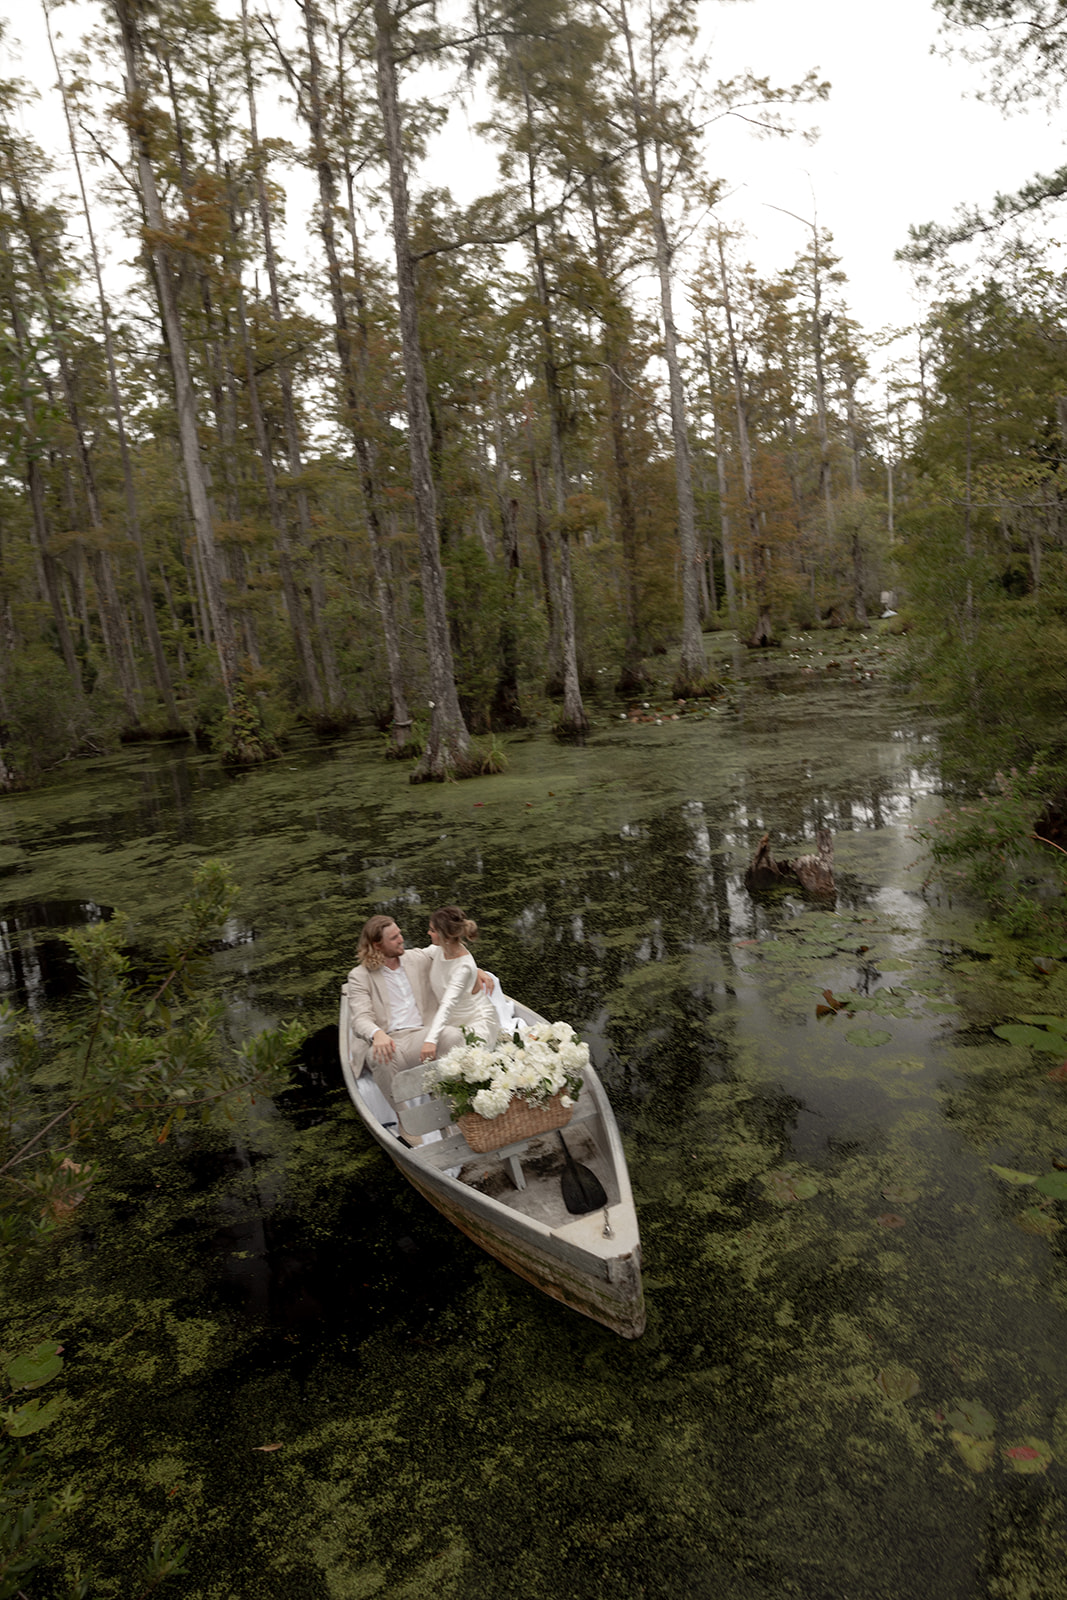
[{"x1": 2, "y1": 0, "x2": 1064, "y2": 789}]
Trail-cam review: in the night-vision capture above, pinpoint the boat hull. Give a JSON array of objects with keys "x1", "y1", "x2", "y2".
[
  {"x1": 400, "y1": 1147, "x2": 645, "y2": 1340},
  {"x1": 339, "y1": 989, "x2": 645, "y2": 1339}
]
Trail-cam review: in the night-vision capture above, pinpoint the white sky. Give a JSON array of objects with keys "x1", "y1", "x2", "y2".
[{"x1": 0, "y1": 0, "x2": 1061, "y2": 392}]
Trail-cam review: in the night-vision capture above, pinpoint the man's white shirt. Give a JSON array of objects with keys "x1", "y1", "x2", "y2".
[{"x1": 381, "y1": 964, "x2": 422, "y2": 1033}]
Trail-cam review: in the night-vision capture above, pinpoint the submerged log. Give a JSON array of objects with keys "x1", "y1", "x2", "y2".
[{"x1": 745, "y1": 829, "x2": 835, "y2": 898}]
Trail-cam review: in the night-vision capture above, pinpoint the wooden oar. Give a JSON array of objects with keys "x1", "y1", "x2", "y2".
[{"x1": 557, "y1": 1131, "x2": 607, "y2": 1214}]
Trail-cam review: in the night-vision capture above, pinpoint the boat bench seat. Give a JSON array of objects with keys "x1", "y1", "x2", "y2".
[{"x1": 404, "y1": 1091, "x2": 597, "y2": 1187}]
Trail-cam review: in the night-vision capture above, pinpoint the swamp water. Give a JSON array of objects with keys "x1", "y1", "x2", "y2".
[{"x1": 2, "y1": 633, "x2": 1067, "y2": 1599}]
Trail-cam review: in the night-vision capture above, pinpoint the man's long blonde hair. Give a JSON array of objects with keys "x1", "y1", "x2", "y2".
[{"x1": 357, "y1": 914, "x2": 397, "y2": 971}]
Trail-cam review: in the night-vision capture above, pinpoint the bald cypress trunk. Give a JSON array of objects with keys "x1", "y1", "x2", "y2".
[
  {"x1": 292, "y1": 0, "x2": 414, "y2": 738},
  {"x1": 112, "y1": 0, "x2": 238, "y2": 708},
  {"x1": 0, "y1": 170, "x2": 141, "y2": 723},
  {"x1": 44, "y1": 6, "x2": 181, "y2": 725},
  {"x1": 586, "y1": 181, "x2": 647, "y2": 693},
  {"x1": 716, "y1": 234, "x2": 772, "y2": 646},
  {"x1": 617, "y1": 0, "x2": 707, "y2": 693},
  {"x1": 374, "y1": 0, "x2": 471, "y2": 778},
  {"x1": 518, "y1": 73, "x2": 586, "y2": 735}
]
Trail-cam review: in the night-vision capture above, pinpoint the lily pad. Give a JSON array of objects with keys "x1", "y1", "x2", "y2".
[
  {"x1": 2, "y1": 1396, "x2": 64, "y2": 1436},
  {"x1": 758, "y1": 943, "x2": 800, "y2": 962},
  {"x1": 993, "y1": 1023, "x2": 1067, "y2": 1053},
  {"x1": 876, "y1": 1365, "x2": 920, "y2": 1402},
  {"x1": 876, "y1": 1213, "x2": 907, "y2": 1229},
  {"x1": 5, "y1": 1342, "x2": 63, "y2": 1391},
  {"x1": 873, "y1": 957, "x2": 913, "y2": 972},
  {"x1": 1016, "y1": 1208, "x2": 1063, "y2": 1238},
  {"x1": 882, "y1": 1185, "x2": 920, "y2": 1203},
  {"x1": 989, "y1": 1165, "x2": 1038, "y2": 1186},
  {"x1": 946, "y1": 1400, "x2": 995, "y2": 1439},
  {"x1": 764, "y1": 1171, "x2": 817, "y2": 1204},
  {"x1": 950, "y1": 1431, "x2": 996, "y2": 1472},
  {"x1": 1034, "y1": 1171, "x2": 1067, "y2": 1199},
  {"x1": 845, "y1": 1027, "x2": 893, "y2": 1047},
  {"x1": 873, "y1": 1000, "x2": 915, "y2": 1019},
  {"x1": 1003, "y1": 1437, "x2": 1053, "y2": 1474}
]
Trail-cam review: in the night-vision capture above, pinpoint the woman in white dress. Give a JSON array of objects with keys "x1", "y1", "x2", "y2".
[{"x1": 419, "y1": 905, "x2": 499, "y2": 1063}]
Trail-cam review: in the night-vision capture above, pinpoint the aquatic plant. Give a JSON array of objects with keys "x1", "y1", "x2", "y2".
[
  {"x1": 0, "y1": 1341, "x2": 85, "y2": 1600},
  {"x1": 915, "y1": 763, "x2": 1067, "y2": 939},
  {"x1": 212, "y1": 685, "x2": 282, "y2": 767},
  {"x1": 0, "y1": 862, "x2": 305, "y2": 1257}
]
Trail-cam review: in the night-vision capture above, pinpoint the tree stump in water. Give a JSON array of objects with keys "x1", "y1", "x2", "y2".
[
  {"x1": 745, "y1": 611, "x2": 778, "y2": 648},
  {"x1": 745, "y1": 829, "x2": 835, "y2": 899},
  {"x1": 745, "y1": 833, "x2": 788, "y2": 891},
  {"x1": 790, "y1": 829, "x2": 835, "y2": 896}
]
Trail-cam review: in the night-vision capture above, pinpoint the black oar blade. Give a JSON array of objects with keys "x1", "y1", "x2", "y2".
[{"x1": 557, "y1": 1131, "x2": 607, "y2": 1215}]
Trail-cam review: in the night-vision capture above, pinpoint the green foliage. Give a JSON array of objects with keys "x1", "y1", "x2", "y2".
[
  {"x1": 0, "y1": 1339, "x2": 83, "y2": 1600},
  {"x1": 915, "y1": 764, "x2": 1067, "y2": 938},
  {"x1": 0, "y1": 864, "x2": 303, "y2": 1593},
  {"x1": 470, "y1": 733, "x2": 509, "y2": 774},
  {"x1": 212, "y1": 685, "x2": 282, "y2": 767},
  {"x1": 0, "y1": 648, "x2": 122, "y2": 777},
  {"x1": 0, "y1": 861, "x2": 305, "y2": 1256},
  {"x1": 444, "y1": 537, "x2": 508, "y2": 733},
  {"x1": 899, "y1": 277, "x2": 1067, "y2": 778}
]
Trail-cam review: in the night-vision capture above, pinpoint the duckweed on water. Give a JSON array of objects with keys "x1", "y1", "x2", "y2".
[{"x1": 2, "y1": 634, "x2": 1067, "y2": 1596}]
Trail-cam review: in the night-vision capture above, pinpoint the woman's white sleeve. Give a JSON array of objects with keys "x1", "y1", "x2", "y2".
[{"x1": 425, "y1": 957, "x2": 476, "y2": 1044}]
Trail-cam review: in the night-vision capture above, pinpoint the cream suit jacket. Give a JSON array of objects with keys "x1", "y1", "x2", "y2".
[{"x1": 342, "y1": 947, "x2": 435, "y2": 1077}]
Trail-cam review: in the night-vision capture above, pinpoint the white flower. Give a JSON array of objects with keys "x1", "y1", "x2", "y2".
[
  {"x1": 431, "y1": 1018, "x2": 585, "y2": 1120},
  {"x1": 560, "y1": 1094, "x2": 573, "y2": 1108}
]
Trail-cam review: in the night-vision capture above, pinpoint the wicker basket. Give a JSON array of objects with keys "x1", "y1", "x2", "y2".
[{"x1": 457, "y1": 1089, "x2": 574, "y2": 1153}]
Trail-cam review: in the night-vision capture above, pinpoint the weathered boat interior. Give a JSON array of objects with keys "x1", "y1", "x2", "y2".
[{"x1": 391, "y1": 1070, "x2": 617, "y2": 1232}]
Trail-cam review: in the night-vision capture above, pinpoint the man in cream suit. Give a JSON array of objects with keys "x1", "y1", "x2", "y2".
[{"x1": 344, "y1": 914, "x2": 486, "y2": 1107}]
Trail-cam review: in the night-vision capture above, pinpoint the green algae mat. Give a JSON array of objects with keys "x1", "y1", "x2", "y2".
[{"x1": 2, "y1": 633, "x2": 1067, "y2": 1598}]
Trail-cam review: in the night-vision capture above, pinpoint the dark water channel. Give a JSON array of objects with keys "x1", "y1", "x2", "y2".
[{"x1": 3, "y1": 632, "x2": 1067, "y2": 1599}]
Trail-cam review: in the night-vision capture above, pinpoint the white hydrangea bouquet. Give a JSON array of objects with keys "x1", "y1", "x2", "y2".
[{"x1": 428, "y1": 1022, "x2": 588, "y2": 1150}]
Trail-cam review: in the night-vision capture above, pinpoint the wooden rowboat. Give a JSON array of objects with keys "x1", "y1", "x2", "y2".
[{"x1": 338, "y1": 993, "x2": 645, "y2": 1339}]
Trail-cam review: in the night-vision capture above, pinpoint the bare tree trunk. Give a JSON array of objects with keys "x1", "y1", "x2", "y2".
[
  {"x1": 112, "y1": 0, "x2": 238, "y2": 708},
  {"x1": 224, "y1": 177, "x2": 326, "y2": 713},
  {"x1": 44, "y1": 3, "x2": 181, "y2": 727},
  {"x1": 618, "y1": 0, "x2": 706, "y2": 693},
  {"x1": 716, "y1": 233, "x2": 772, "y2": 646},
  {"x1": 0, "y1": 247, "x2": 79, "y2": 685},
  {"x1": 711, "y1": 404, "x2": 735, "y2": 616},
  {"x1": 515, "y1": 74, "x2": 586, "y2": 735},
  {"x1": 586, "y1": 180, "x2": 647, "y2": 692},
  {"x1": 526, "y1": 404, "x2": 562, "y2": 686},
  {"x1": 0, "y1": 171, "x2": 141, "y2": 723},
  {"x1": 375, "y1": 0, "x2": 470, "y2": 777},
  {"x1": 700, "y1": 320, "x2": 736, "y2": 617},
  {"x1": 488, "y1": 393, "x2": 525, "y2": 728},
  {"x1": 852, "y1": 529, "x2": 868, "y2": 626},
  {"x1": 291, "y1": 0, "x2": 416, "y2": 737},
  {"x1": 240, "y1": 0, "x2": 327, "y2": 715}
]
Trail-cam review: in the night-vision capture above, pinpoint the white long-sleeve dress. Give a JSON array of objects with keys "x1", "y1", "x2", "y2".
[{"x1": 424, "y1": 946, "x2": 499, "y2": 1051}]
